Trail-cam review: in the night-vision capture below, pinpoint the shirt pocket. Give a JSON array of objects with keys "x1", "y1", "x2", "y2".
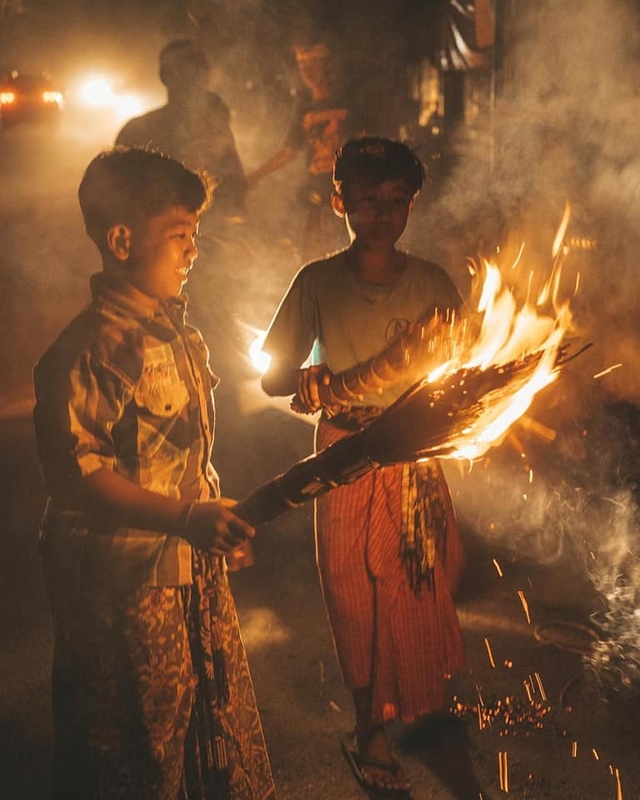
[{"x1": 134, "y1": 375, "x2": 190, "y2": 418}]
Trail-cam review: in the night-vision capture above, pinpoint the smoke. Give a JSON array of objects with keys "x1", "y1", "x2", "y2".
[
  {"x1": 409, "y1": 1, "x2": 640, "y2": 402},
  {"x1": 406, "y1": 7, "x2": 640, "y2": 682},
  {"x1": 431, "y1": 6, "x2": 640, "y2": 681}
]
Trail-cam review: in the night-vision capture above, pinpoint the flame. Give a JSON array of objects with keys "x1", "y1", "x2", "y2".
[
  {"x1": 249, "y1": 209, "x2": 576, "y2": 465},
  {"x1": 427, "y1": 211, "x2": 574, "y2": 462}
]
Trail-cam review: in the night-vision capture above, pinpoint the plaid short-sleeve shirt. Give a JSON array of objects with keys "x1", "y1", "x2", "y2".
[{"x1": 34, "y1": 273, "x2": 220, "y2": 590}]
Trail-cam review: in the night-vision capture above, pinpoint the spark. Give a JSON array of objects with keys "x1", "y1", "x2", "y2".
[
  {"x1": 534, "y1": 672, "x2": 547, "y2": 702},
  {"x1": 552, "y1": 201, "x2": 571, "y2": 259},
  {"x1": 571, "y1": 740, "x2": 578, "y2": 758},
  {"x1": 593, "y1": 363, "x2": 623, "y2": 379},
  {"x1": 517, "y1": 590, "x2": 532, "y2": 624},
  {"x1": 484, "y1": 637, "x2": 496, "y2": 668},
  {"x1": 511, "y1": 242, "x2": 525, "y2": 270},
  {"x1": 493, "y1": 558, "x2": 504, "y2": 577},
  {"x1": 523, "y1": 679, "x2": 533, "y2": 703},
  {"x1": 615, "y1": 767, "x2": 623, "y2": 800},
  {"x1": 498, "y1": 750, "x2": 509, "y2": 793}
]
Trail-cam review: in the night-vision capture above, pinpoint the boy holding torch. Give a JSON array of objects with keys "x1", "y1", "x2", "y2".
[
  {"x1": 33, "y1": 147, "x2": 274, "y2": 800},
  {"x1": 260, "y1": 137, "x2": 485, "y2": 798}
]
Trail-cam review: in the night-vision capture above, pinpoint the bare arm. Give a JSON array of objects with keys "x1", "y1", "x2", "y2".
[
  {"x1": 245, "y1": 146, "x2": 298, "y2": 190},
  {"x1": 260, "y1": 358, "x2": 300, "y2": 398},
  {"x1": 261, "y1": 359, "x2": 331, "y2": 413}
]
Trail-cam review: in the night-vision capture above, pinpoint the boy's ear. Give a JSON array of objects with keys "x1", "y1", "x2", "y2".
[
  {"x1": 330, "y1": 191, "x2": 346, "y2": 219},
  {"x1": 106, "y1": 225, "x2": 132, "y2": 261}
]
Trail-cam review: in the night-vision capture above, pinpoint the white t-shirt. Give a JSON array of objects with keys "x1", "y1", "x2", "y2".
[{"x1": 263, "y1": 249, "x2": 462, "y2": 407}]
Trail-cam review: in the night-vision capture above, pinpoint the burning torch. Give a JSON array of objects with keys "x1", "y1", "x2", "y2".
[
  {"x1": 238, "y1": 243, "x2": 578, "y2": 529},
  {"x1": 236, "y1": 348, "x2": 568, "y2": 527}
]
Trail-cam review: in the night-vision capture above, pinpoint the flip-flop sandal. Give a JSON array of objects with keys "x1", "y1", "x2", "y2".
[{"x1": 340, "y1": 733, "x2": 412, "y2": 799}]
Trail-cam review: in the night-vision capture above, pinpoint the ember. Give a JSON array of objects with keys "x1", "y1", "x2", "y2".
[{"x1": 451, "y1": 692, "x2": 551, "y2": 739}]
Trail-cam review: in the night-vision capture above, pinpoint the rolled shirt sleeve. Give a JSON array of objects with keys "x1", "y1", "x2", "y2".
[{"x1": 34, "y1": 349, "x2": 130, "y2": 500}]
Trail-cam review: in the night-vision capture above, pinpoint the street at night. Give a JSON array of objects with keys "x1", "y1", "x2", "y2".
[{"x1": 2, "y1": 2, "x2": 640, "y2": 799}]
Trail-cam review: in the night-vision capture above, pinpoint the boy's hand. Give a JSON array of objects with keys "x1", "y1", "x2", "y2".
[
  {"x1": 183, "y1": 498, "x2": 255, "y2": 555},
  {"x1": 296, "y1": 363, "x2": 332, "y2": 413}
]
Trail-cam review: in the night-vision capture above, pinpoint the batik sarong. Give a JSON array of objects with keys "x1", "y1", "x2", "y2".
[{"x1": 44, "y1": 549, "x2": 275, "y2": 800}]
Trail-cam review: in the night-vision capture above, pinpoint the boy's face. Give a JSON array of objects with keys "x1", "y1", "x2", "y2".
[
  {"x1": 340, "y1": 178, "x2": 414, "y2": 248},
  {"x1": 297, "y1": 54, "x2": 331, "y2": 94},
  {"x1": 127, "y1": 205, "x2": 200, "y2": 301}
]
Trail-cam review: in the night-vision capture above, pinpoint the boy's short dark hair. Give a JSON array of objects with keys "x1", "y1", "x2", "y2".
[
  {"x1": 333, "y1": 137, "x2": 425, "y2": 198},
  {"x1": 78, "y1": 147, "x2": 213, "y2": 252}
]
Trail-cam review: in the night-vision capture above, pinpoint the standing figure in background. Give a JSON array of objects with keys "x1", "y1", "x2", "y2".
[
  {"x1": 260, "y1": 137, "x2": 487, "y2": 799},
  {"x1": 246, "y1": 40, "x2": 368, "y2": 261},
  {"x1": 116, "y1": 38, "x2": 247, "y2": 221},
  {"x1": 33, "y1": 147, "x2": 274, "y2": 800},
  {"x1": 116, "y1": 38, "x2": 252, "y2": 371}
]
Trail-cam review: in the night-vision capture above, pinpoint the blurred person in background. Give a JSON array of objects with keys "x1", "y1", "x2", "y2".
[
  {"x1": 246, "y1": 38, "x2": 370, "y2": 261},
  {"x1": 116, "y1": 38, "x2": 247, "y2": 222},
  {"x1": 116, "y1": 38, "x2": 255, "y2": 369}
]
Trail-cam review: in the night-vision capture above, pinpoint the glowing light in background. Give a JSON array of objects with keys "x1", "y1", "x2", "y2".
[
  {"x1": 76, "y1": 76, "x2": 143, "y2": 120},
  {"x1": 248, "y1": 330, "x2": 271, "y2": 374},
  {"x1": 80, "y1": 77, "x2": 113, "y2": 106},
  {"x1": 42, "y1": 90, "x2": 63, "y2": 105}
]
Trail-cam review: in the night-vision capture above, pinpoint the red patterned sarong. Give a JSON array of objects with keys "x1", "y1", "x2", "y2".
[{"x1": 315, "y1": 418, "x2": 465, "y2": 725}]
